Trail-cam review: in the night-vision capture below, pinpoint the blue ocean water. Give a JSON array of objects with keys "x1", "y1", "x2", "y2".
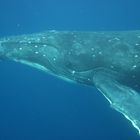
[{"x1": 0, "y1": 0, "x2": 140, "y2": 140}]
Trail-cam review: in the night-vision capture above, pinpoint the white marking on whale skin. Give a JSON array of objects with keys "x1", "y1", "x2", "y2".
[
  {"x1": 71, "y1": 70, "x2": 76, "y2": 75},
  {"x1": 132, "y1": 65, "x2": 137, "y2": 69},
  {"x1": 114, "y1": 37, "x2": 120, "y2": 41},
  {"x1": 92, "y1": 54, "x2": 96, "y2": 57},
  {"x1": 43, "y1": 44, "x2": 47, "y2": 47},
  {"x1": 19, "y1": 40, "x2": 25, "y2": 43},
  {"x1": 108, "y1": 37, "x2": 120, "y2": 42},
  {"x1": 110, "y1": 65, "x2": 114, "y2": 69},
  {"x1": 135, "y1": 43, "x2": 140, "y2": 46},
  {"x1": 134, "y1": 54, "x2": 139, "y2": 58},
  {"x1": 34, "y1": 45, "x2": 38, "y2": 48},
  {"x1": 91, "y1": 48, "x2": 94, "y2": 51},
  {"x1": 28, "y1": 41, "x2": 31, "y2": 44},
  {"x1": 35, "y1": 51, "x2": 39, "y2": 54},
  {"x1": 98, "y1": 51, "x2": 102, "y2": 55},
  {"x1": 108, "y1": 39, "x2": 112, "y2": 42},
  {"x1": 42, "y1": 36, "x2": 46, "y2": 39},
  {"x1": 50, "y1": 30, "x2": 57, "y2": 33},
  {"x1": 53, "y1": 57, "x2": 56, "y2": 61},
  {"x1": 36, "y1": 38, "x2": 41, "y2": 41},
  {"x1": 87, "y1": 78, "x2": 90, "y2": 81}
]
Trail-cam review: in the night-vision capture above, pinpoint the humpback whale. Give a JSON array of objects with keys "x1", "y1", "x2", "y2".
[{"x1": 0, "y1": 30, "x2": 140, "y2": 134}]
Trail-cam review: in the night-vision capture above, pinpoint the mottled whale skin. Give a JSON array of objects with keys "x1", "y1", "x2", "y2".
[{"x1": 0, "y1": 30, "x2": 140, "y2": 134}]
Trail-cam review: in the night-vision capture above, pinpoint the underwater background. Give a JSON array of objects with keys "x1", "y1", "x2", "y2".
[{"x1": 0, "y1": 0, "x2": 140, "y2": 140}]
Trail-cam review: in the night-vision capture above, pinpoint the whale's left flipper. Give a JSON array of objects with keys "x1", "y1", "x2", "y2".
[{"x1": 93, "y1": 68, "x2": 140, "y2": 134}]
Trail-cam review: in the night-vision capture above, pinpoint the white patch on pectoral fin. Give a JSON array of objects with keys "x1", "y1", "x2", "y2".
[{"x1": 93, "y1": 69, "x2": 140, "y2": 134}]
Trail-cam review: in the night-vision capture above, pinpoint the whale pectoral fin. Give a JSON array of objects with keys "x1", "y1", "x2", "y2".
[{"x1": 93, "y1": 69, "x2": 140, "y2": 134}]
